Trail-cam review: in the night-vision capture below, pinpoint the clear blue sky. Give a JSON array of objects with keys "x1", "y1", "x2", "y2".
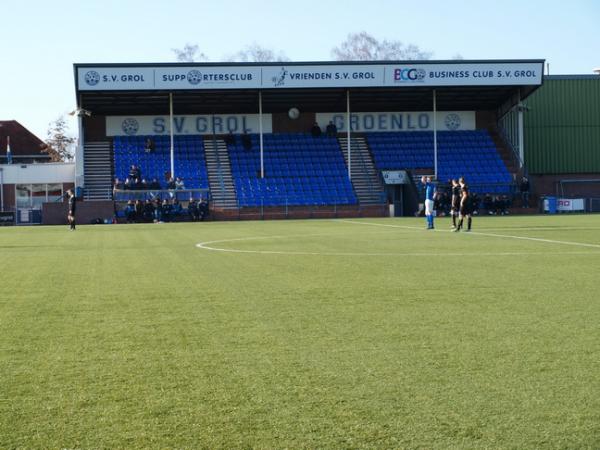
[{"x1": 1, "y1": 0, "x2": 598, "y2": 141}]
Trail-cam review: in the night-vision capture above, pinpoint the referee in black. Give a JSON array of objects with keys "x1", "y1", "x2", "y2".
[
  {"x1": 454, "y1": 177, "x2": 473, "y2": 232},
  {"x1": 450, "y1": 178, "x2": 461, "y2": 229},
  {"x1": 67, "y1": 189, "x2": 77, "y2": 231}
]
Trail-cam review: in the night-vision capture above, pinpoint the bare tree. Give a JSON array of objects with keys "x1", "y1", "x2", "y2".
[
  {"x1": 332, "y1": 31, "x2": 432, "y2": 61},
  {"x1": 226, "y1": 43, "x2": 290, "y2": 62},
  {"x1": 172, "y1": 43, "x2": 208, "y2": 62},
  {"x1": 452, "y1": 53, "x2": 464, "y2": 60},
  {"x1": 44, "y1": 116, "x2": 76, "y2": 162}
]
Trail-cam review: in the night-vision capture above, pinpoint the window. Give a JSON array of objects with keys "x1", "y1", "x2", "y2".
[{"x1": 15, "y1": 184, "x2": 64, "y2": 209}]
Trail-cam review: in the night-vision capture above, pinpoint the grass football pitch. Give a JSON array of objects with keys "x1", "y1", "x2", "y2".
[{"x1": 1, "y1": 214, "x2": 599, "y2": 449}]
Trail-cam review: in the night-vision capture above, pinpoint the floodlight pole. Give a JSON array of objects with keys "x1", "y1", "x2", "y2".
[
  {"x1": 169, "y1": 93, "x2": 175, "y2": 178},
  {"x1": 346, "y1": 90, "x2": 351, "y2": 180},
  {"x1": 259, "y1": 90, "x2": 264, "y2": 179},
  {"x1": 433, "y1": 89, "x2": 438, "y2": 180}
]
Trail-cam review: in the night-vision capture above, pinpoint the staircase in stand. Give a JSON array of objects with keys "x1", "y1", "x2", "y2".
[
  {"x1": 489, "y1": 130, "x2": 521, "y2": 180},
  {"x1": 204, "y1": 137, "x2": 238, "y2": 208},
  {"x1": 338, "y1": 136, "x2": 384, "y2": 205},
  {"x1": 83, "y1": 141, "x2": 113, "y2": 200}
]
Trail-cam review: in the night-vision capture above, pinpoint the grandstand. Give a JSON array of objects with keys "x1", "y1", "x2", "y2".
[
  {"x1": 72, "y1": 60, "x2": 544, "y2": 220},
  {"x1": 367, "y1": 130, "x2": 512, "y2": 193},
  {"x1": 113, "y1": 135, "x2": 209, "y2": 190},
  {"x1": 229, "y1": 133, "x2": 356, "y2": 207}
]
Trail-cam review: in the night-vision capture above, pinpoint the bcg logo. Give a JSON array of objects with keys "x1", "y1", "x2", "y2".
[{"x1": 394, "y1": 68, "x2": 426, "y2": 81}]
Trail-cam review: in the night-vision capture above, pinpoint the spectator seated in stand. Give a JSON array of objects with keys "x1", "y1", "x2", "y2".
[
  {"x1": 149, "y1": 178, "x2": 161, "y2": 190},
  {"x1": 129, "y1": 164, "x2": 141, "y2": 182},
  {"x1": 171, "y1": 198, "x2": 183, "y2": 219},
  {"x1": 492, "y1": 195, "x2": 506, "y2": 215},
  {"x1": 241, "y1": 131, "x2": 252, "y2": 151},
  {"x1": 144, "y1": 138, "x2": 155, "y2": 153},
  {"x1": 124, "y1": 177, "x2": 134, "y2": 190},
  {"x1": 325, "y1": 121, "x2": 338, "y2": 137},
  {"x1": 125, "y1": 200, "x2": 136, "y2": 223},
  {"x1": 143, "y1": 199, "x2": 155, "y2": 222},
  {"x1": 311, "y1": 122, "x2": 322, "y2": 137},
  {"x1": 175, "y1": 177, "x2": 185, "y2": 190},
  {"x1": 161, "y1": 199, "x2": 172, "y2": 222},
  {"x1": 114, "y1": 177, "x2": 124, "y2": 191},
  {"x1": 153, "y1": 198, "x2": 163, "y2": 223},
  {"x1": 139, "y1": 178, "x2": 149, "y2": 190},
  {"x1": 199, "y1": 199, "x2": 209, "y2": 221},
  {"x1": 134, "y1": 200, "x2": 143, "y2": 221},
  {"x1": 224, "y1": 132, "x2": 236, "y2": 145},
  {"x1": 167, "y1": 177, "x2": 176, "y2": 190},
  {"x1": 483, "y1": 193, "x2": 493, "y2": 214},
  {"x1": 188, "y1": 199, "x2": 199, "y2": 221}
]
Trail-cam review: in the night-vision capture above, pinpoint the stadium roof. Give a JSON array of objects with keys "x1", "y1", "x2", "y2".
[
  {"x1": 0, "y1": 120, "x2": 50, "y2": 159},
  {"x1": 74, "y1": 60, "x2": 545, "y2": 115}
]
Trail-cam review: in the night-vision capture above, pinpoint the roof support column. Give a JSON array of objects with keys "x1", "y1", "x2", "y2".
[
  {"x1": 259, "y1": 90, "x2": 264, "y2": 179},
  {"x1": 75, "y1": 110, "x2": 85, "y2": 190},
  {"x1": 169, "y1": 93, "x2": 175, "y2": 178},
  {"x1": 517, "y1": 89, "x2": 524, "y2": 168},
  {"x1": 433, "y1": 89, "x2": 438, "y2": 180},
  {"x1": 346, "y1": 90, "x2": 351, "y2": 180}
]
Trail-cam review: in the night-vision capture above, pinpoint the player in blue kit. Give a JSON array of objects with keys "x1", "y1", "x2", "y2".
[{"x1": 421, "y1": 176, "x2": 435, "y2": 229}]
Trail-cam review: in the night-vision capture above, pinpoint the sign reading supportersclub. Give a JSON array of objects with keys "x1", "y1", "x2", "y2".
[
  {"x1": 316, "y1": 111, "x2": 475, "y2": 132},
  {"x1": 78, "y1": 61, "x2": 544, "y2": 91},
  {"x1": 106, "y1": 114, "x2": 273, "y2": 136}
]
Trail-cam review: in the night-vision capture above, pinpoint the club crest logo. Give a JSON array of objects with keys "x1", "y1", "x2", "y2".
[
  {"x1": 121, "y1": 118, "x2": 139, "y2": 135},
  {"x1": 444, "y1": 113, "x2": 461, "y2": 130},
  {"x1": 84, "y1": 70, "x2": 101, "y2": 86},
  {"x1": 187, "y1": 70, "x2": 203, "y2": 85}
]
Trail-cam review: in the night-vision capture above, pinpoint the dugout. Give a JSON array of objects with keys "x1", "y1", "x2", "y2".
[{"x1": 72, "y1": 60, "x2": 544, "y2": 221}]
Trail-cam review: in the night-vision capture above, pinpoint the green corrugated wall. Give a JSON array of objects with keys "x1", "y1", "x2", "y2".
[{"x1": 524, "y1": 77, "x2": 600, "y2": 174}]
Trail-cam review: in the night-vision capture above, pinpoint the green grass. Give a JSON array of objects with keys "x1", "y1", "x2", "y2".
[{"x1": 1, "y1": 215, "x2": 600, "y2": 449}]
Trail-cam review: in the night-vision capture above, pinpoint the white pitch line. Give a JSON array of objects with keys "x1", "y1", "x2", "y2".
[
  {"x1": 337, "y1": 219, "x2": 600, "y2": 249},
  {"x1": 196, "y1": 232, "x2": 600, "y2": 256}
]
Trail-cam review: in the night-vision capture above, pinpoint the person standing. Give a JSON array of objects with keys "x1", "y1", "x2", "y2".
[
  {"x1": 67, "y1": 189, "x2": 77, "y2": 231},
  {"x1": 421, "y1": 176, "x2": 435, "y2": 230},
  {"x1": 455, "y1": 177, "x2": 472, "y2": 232},
  {"x1": 450, "y1": 178, "x2": 460, "y2": 229},
  {"x1": 520, "y1": 176, "x2": 530, "y2": 208}
]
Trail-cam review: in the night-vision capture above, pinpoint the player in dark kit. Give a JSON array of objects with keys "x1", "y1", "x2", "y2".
[
  {"x1": 67, "y1": 189, "x2": 77, "y2": 231},
  {"x1": 454, "y1": 177, "x2": 472, "y2": 232},
  {"x1": 450, "y1": 178, "x2": 461, "y2": 229}
]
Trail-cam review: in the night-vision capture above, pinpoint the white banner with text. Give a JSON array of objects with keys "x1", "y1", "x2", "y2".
[
  {"x1": 106, "y1": 114, "x2": 272, "y2": 136},
  {"x1": 316, "y1": 111, "x2": 476, "y2": 132},
  {"x1": 78, "y1": 61, "x2": 543, "y2": 91}
]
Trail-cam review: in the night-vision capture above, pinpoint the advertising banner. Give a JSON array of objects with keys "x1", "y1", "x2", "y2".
[
  {"x1": 543, "y1": 198, "x2": 585, "y2": 212},
  {"x1": 78, "y1": 61, "x2": 543, "y2": 91},
  {"x1": 315, "y1": 111, "x2": 475, "y2": 132},
  {"x1": 106, "y1": 114, "x2": 273, "y2": 136}
]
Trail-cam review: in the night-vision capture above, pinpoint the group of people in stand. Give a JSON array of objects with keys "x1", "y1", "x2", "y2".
[
  {"x1": 114, "y1": 166, "x2": 185, "y2": 192},
  {"x1": 124, "y1": 197, "x2": 208, "y2": 223},
  {"x1": 311, "y1": 121, "x2": 338, "y2": 138}
]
